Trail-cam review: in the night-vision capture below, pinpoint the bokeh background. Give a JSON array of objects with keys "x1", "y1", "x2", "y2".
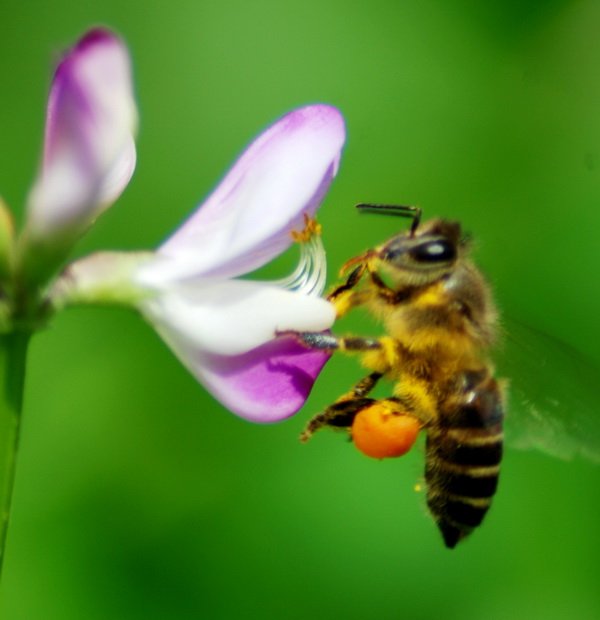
[{"x1": 1, "y1": 1, "x2": 600, "y2": 618}]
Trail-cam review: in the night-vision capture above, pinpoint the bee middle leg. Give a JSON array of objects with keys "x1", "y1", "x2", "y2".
[
  {"x1": 289, "y1": 331, "x2": 382, "y2": 352},
  {"x1": 300, "y1": 372, "x2": 383, "y2": 442}
]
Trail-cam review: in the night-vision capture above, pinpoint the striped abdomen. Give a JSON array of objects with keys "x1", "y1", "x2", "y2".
[{"x1": 425, "y1": 370, "x2": 504, "y2": 548}]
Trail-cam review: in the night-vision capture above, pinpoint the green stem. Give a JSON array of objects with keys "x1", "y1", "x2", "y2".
[{"x1": 0, "y1": 332, "x2": 29, "y2": 578}]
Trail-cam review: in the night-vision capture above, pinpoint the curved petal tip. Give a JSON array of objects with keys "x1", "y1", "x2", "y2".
[{"x1": 193, "y1": 337, "x2": 331, "y2": 423}]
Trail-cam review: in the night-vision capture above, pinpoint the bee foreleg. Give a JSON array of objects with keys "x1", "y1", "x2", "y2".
[
  {"x1": 327, "y1": 263, "x2": 366, "y2": 317},
  {"x1": 327, "y1": 264, "x2": 365, "y2": 301},
  {"x1": 327, "y1": 265, "x2": 370, "y2": 317}
]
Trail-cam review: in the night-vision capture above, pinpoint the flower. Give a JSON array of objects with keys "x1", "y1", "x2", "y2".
[
  {"x1": 134, "y1": 103, "x2": 344, "y2": 422},
  {"x1": 28, "y1": 29, "x2": 346, "y2": 422}
]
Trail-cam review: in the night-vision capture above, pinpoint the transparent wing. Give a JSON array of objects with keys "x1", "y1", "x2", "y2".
[{"x1": 495, "y1": 319, "x2": 600, "y2": 464}]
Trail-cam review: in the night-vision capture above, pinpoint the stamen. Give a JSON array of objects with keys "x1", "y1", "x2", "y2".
[
  {"x1": 290, "y1": 213, "x2": 322, "y2": 243},
  {"x1": 274, "y1": 215, "x2": 327, "y2": 297}
]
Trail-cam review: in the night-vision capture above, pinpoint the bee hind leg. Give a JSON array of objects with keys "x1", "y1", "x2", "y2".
[
  {"x1": 300, "y1": 372, "x2": 383, "y2": 442},
  {"x1": 300, "y1": 397, "x2": 375, "y2": 443}
]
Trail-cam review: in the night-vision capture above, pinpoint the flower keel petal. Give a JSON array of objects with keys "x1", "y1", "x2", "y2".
[
  {"x1": 173, "y1": 336, "x2": 330, "y2": 422},
  {"x1": 139, "y1": 278, "x2": 336, "y2": 356}
]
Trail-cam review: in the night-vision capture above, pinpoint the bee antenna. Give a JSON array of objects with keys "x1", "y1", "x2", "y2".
[{"x1": 355, "y1": 203, "x2": 422, "y2": 236}]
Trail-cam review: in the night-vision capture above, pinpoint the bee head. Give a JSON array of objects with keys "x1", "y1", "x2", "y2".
[{"x1": 355, "y1": 204, "x2": 468, "y2": 288}]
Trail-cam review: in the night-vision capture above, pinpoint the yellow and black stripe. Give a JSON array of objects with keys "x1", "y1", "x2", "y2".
[{"x1": 425, "y1": 373, "x2": 503, "y2": 548}]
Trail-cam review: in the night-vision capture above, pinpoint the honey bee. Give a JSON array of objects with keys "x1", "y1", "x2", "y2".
[
  {"x1": 292, "y1": 204, "x2": 600, "y2": 547},
  {"x1": 293, "y1": 204, "x2": 505, "y2": 548}
]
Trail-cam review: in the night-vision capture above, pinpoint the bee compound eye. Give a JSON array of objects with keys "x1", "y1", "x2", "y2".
[{"x1": 411, "y1": 240, "x2": 456, "y2": 263}]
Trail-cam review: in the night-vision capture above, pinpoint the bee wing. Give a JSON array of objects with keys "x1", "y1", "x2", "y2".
[{"x1": 495, "y1": 319, "x2": 600, "y2": 464}]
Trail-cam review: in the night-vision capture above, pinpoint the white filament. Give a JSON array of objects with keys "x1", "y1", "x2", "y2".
[{"x1": 272, "y1": 234, "x2": 327, "y2": 298}]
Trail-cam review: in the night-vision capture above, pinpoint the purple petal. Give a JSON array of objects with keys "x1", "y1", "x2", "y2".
[
  {"x1": 191, "y1": 337, "x2": 331, "y2": 422},
  {"x1": 157, "y1": 104, "x2": 345, "y2": 281},
  {"x1": 26, "y1": 28, "x2": 137, "y2": 239}
]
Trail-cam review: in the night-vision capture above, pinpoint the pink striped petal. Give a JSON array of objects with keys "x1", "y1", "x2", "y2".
[
  {"x1": 156, "y1": 105, "x2": 345, "y2": 282},
  {"x1": 27, "y1": 28, "x2": 137, "y2": 239},
  {"x1": 175, "y1": 336, "x2": 330, "y2": 423}
]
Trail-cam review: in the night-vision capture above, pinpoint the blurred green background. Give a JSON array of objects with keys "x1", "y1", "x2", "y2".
[{"x1": 1, "y1": 0, "x2": 600, "y2": 618}]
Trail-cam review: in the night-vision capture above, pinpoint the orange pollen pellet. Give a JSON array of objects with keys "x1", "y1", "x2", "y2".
[{"x1": 351, "y1": 403, "x2": 420, "y2": 459}]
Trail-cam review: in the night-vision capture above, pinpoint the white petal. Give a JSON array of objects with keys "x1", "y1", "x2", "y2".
[{"x1": 139, "y1": 278, "x2": 336, "y2": 356}]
